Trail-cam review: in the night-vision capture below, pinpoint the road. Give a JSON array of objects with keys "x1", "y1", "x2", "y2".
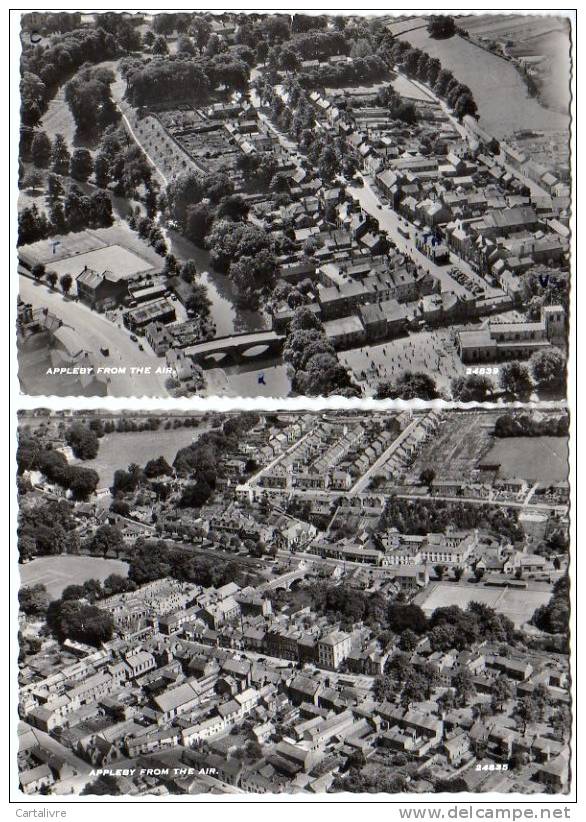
[
  {"x1": 19, "y1": 722, "x2": 92, "y2": 794},
  {"x1": 19, "y1": 275, "x2": 170, "y2": 397},
  {"x1": 349, "y1": 414, "x2": 430, "y2": 496},
  {"x1": 348, "y1": 177, "x2": 501, "y2": 299},
  {"x1": 395, "y1": 491, "x2": 567, "y2": 514}
]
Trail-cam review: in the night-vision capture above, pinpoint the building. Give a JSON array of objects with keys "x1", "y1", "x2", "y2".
[
  {"x1": 123, "y1": 299, "x2": 176, "y2": 333},
  {"x1": 76, "y1": 267, "x2": 129, "y2": 309},
  {"x1": 457, "y1": 305, "x2": 565, "y2": 364},
  {"x1": 316, "y1": 631, "x2": 352, "y2": 671}
]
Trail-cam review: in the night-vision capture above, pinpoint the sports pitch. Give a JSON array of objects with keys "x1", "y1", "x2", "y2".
[
  {"x1": 20, "y1": 555, "x2": 129, "y2": 600},
  {"x1": 47, "y1": 244, "x2": 155, "y2": 279},
  {"x1": 415, "y1": 581, "x2": 551, "y2": 627}
]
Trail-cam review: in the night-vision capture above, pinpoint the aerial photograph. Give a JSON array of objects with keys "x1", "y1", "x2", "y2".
[
  {"x1": 16, "y1": 11, "x2": 571, "y2": 399},
  {"x1": 17, "y1": 407, "x2": 570, "y2": 795}
]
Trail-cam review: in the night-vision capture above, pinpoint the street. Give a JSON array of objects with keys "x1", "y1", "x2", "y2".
[
  {"x1": 19, "y1": 275, "x2": 170, "y2": 397},
  {"x1": 348, "y1": 177, "x2": 502, "y2": 299}
]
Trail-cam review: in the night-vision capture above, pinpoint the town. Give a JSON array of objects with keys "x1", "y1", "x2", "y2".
[
  {"x1": 17, "y1": 11, "x2": 570, "y2": 399},
  {"x1": 17, "y1": 407, "x2": 571, "y2": 795}
]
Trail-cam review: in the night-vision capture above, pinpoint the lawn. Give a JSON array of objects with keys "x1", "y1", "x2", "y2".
[
  {"x1": 20, "y1": 555, "x2": 130, "y2": 600},
  {"x1": 415, "y1": 581, "x2": 551, "y2": 627},
  {"x1": 481, "y1": 436, "x2": 569, "y2": 484},
  {"x1": 395, "y1": 27, "x2": 570, "y2": 138},
  {"x1": 46, "y1": 244, "x2": 155, "y2": 279},
  {"x1": 19, "y1": 223, "x2": 162, "y2": 275}
]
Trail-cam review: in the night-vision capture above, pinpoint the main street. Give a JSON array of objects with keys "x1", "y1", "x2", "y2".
[
  {"x1": 19, "y1": 275, "x2": 170, "y2": 397},
  {"x1": 348, "y1": 177, "x2": 502, "y2": 299}
]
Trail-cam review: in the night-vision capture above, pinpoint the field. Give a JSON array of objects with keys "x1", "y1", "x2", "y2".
[
  {"x1": 406, "y1": 410, "x2": 498, "y2": 480},
  {"x1": 47, "y1": 244, "x2": 155, "y2": 280},
  {"x1": 72, "y1": 425, "x2": 212, "y2": 487},
  {"x1": 415, "y1": 581, "x2": 551, "y2": 627},
  {"x1": 20, "y1": 556, "x2": 130, "y2": 600},
  {"x1": 457, "y1": 13, "x2": 572, "y2": 116},
  {"x1": 394, "y1": 25, "x2": 570, "y2": 138},
  {"x1": 481, "y1": 436, "x2": 569, "y2": 483},
  {"x1": 19, "y1": 224, "x2": 162, "y2": 274}
]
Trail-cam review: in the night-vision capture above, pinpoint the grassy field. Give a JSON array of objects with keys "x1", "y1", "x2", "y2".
[
  {"x1": 481, "y1": 436, "x2": 569, "y2": 483},
  {"x1": 72, "y1": 425, "x2": 212, "y2": 487},
  {"x1": 416, "y1": 581, "x2": 551, "y2": 627},
  {"x1": 20, "y1": 555, "x2": 130, "y2": 600},
  {"x1": 19, "y1": 223, "x2": 162, "y2": 275},
  {"x1": 395, "y1": 26, "x2": 570, "y2": 138},
  {"x1": 46, "y1": 244, "x2": 155, "y2": 280}
]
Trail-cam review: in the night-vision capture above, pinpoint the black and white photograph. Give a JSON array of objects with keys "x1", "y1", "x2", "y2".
[
  {"x1": 9, "y1": 6, "x2": 577, "y2": 813},
  {"x1": 16, "y1": 407, "x2": 571, "y2": 796},
  {"x1": 16, "y1": 10, "x2": 572, "y2": 400}
]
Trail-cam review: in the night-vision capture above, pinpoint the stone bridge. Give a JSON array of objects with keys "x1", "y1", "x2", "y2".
[
  {"x1": 185, "y1": 330, "x2": 285, "y2": 368},
  {"x1": 257, "y1": 568, "x2": 307, "y2": 593}
]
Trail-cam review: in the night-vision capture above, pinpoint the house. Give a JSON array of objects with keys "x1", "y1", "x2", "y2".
[
  {"x1": 316, "y1": 631, "x2": 352, "y2": 671},
  {"x1": 76, "y1": 267, "x2": 129, "y2": 309},
  {"x1": 323, "y1": 316, "x2": 366, "y2": 349},
  {"x1": 19, "y1": 764, "x2": 55, "y2": 795},
  {"x1": 152, "y1": 680, "x2": 201, "y2": 721}
]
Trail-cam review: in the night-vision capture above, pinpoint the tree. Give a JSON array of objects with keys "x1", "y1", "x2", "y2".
[
  {"x1": 167, "y1": 170, "x2": 204, "y2": 226},
  {"x1": 453, "y1": 669, "x2": 475, "y2": 707},
  {"x1": 399, "y1": 628, "x2": 419, "y2": 652},
  {"x1": 65, "y1": 466, "x2": 99, "y2": 500},
  {"x1": 376, "y1": 371, "x2": 439, "y2": 401},
  {"x1": 185, "y1": 202, "x2": 214, "y2": 245},
  {"x1": 419, "y1": 468, "x2": 436, "y2": 487},
  {"x1": 189, "y1": 17, "x2": 212, "y2": 53},
  {"x1": 46, "y1": 599, "x2": 114, "y2": 646},
  {"x1": 94, "y1": 153, "x2": 110, "y2": 188},
  {"x1": 217, "y1": 194, "x2": 249, "y2": 222},
  {"x1": 51, "y1": 133, "x2": 71, "y2": 175},
  {"x1": 530, "y1": 348, "x2": 566, "y2": 392},
  {"x1": 152, "y1": 35, "x2": 169, "y2": 55},
  {"x1": 491, "y1": 677, "x2": 514, "y2": 712},
  {"x1": 31, "y1": 131, "x2": 52, "y2": 168},
  {"x1": 81, "y1": 774, "x2": 122, "y2": 796},
  {"x1": 180, "y1": 259, "x2": 197, "y2": 284},
  {"x1": 144, "y1": 456, "x2": 173, "y2": 478},
  {"x1": 61, "y1": 584, "x2": 85, "y2": 601},
  {"x1": 47, "y1": 173, "x2": 65, "y2": 202},
  {"x1": 428, "y1": 15, "x2": 457, "y2": 39},
  {"x1": 70, "y1": 148, "x2": 94, "y2": 182},
  {"x1": 87, "y1": 524, "x2": 125, "y2": 558},
  {"x1": 516, "y1": 696, "x2": 539, "y2": 733},
  {"x1": 433, "y1": 564, "x2": 447, "y2": 581},
  {"x1": 65, "y1": 424, "x2": 99, "y2": 459},
  {"x1": 60, "y1": 273, "x2": 73, "y2": 295},
  {"x1": 32, "y1": 263, "x2": 46, "y2": 282},
  {"x1": 451, "y1": 374, "x2": 493, "y2": 402},
  {"x1": 387, "y1": 603, "x2": 428, "y2": 634},
  {"x1": 46, "y1": 271, "x2": 58, "y2": 289},
  {"x1": 19, "y1": 584, "x2": 50, "y2": 616},
  {"x1": 500, "y1": 361, "x2": 533, "y2": 398}
]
